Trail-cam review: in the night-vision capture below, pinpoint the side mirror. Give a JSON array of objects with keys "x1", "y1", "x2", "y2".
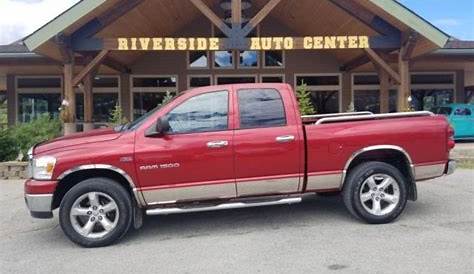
[{"x1": 145, "y1": 117, "x2": 170, "y2": 137}]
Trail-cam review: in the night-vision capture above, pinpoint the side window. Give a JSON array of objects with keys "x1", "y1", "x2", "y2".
[
  {"x1": 454, "y1": 108, "x2": 471, "y2": 116},
  {"x1": 238, "y1": 88, "x2": 286, "y2": 129},
  {"x1": 166, "y1": 91, "x2": 228, "y2": 134}
]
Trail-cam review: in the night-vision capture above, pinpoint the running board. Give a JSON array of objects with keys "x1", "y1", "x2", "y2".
[{"x1": 146, "y1": 197, "x2": 302, "y2": 216}]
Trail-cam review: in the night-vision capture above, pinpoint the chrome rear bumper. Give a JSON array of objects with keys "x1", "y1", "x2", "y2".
[
  {"x1": 25, "y1": 194, "x2": 53, "y2": 219},
  {"x1": 445, "y1": 160, "x2": 456, "y2": 175}
]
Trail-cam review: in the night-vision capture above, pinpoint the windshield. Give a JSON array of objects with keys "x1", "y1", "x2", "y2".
[
  {"x1": 116, "y1": 92, "x2": 185, "y2": 131},
  {"x1": 431, "y1": 107, "x2": 452, "y2": 115}
]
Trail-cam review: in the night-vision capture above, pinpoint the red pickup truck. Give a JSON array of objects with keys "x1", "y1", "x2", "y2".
[{"x1": 25, "y1": 83, "x2": 456, "y2": 247}]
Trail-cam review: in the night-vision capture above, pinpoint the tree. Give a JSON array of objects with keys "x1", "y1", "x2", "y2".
[
  {"x1": 296, "y1": 82, "x2": 316, "y2": 115},
  {"x1": 160, "y1": 91, "x2": 175, "y2": 107},
  {"x1": 108, "y1": 105, "x2": 128, "y2": 126}
]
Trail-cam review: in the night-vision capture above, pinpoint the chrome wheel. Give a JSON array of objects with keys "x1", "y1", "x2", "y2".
[
  {"x1": 359, "y1": 174, "x2": 400, "y2": 216},
  {"x1": 69, "y1": 192, "x2": 119, "y2": 239}
]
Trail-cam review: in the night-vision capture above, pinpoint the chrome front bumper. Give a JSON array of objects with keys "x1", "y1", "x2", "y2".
[
  {"x1": 25, "y1": 194, "x2": 53, "y2": 219},
  {"x1": 445, "y1": 160, "x2": 456, "y2": 175}
]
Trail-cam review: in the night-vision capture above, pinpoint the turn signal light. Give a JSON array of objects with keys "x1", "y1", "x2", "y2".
[{"x1": 447, "y1": 126, "x2": 455, "y2": 151}]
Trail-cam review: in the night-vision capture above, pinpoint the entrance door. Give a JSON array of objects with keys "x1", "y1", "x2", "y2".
[
  {"x1": 233, "y1": 87, "x2": 303, "y2": 196},
  {"x1": 135, "y1": 90, "x2": 236, "y2": 204}
]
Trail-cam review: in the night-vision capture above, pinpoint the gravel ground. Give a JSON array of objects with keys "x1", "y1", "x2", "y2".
[{"x1": 0, "y1": 170, "x2": 473, "y2": 274}]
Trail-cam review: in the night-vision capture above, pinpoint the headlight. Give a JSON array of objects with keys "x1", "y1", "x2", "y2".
[{"x1": 32, "y1": 156, "x2": 56, "y2": 180}]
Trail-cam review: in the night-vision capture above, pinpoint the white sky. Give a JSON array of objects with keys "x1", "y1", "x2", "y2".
[{"x1": 0, "y1": 0, "x2": 79, "y2": 45}]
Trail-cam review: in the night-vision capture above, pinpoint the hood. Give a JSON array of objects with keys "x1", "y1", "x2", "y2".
[{"x1": 34, "y1": 128, "x2": 122, "y2": 155}]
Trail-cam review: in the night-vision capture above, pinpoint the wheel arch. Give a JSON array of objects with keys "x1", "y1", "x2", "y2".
[
  {"x1": 53, "y1": 165, "x2": 146, "y2": 209},
  {"x1": 341, "y1": 145, "x2": 417, "y2": 201}
]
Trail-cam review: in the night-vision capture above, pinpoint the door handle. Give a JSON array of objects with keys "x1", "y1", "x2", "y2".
[
  {"x1": 207, "y1": 140, "x2": 229, "y2": 148},
  {"x1": 276, "y1": 135, "x2": 295, "y2": 143}
]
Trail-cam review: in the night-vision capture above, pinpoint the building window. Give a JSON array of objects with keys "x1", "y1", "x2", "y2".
[
  {"x1": 0, "y1": 90, "x2": 6, "y2": 128},
  {"x1": 213, "y1": 51, "x2": 234, "y2": 68},
  {"x1": 410, "y1": 73, "x2": 455, "y2": 111},
  {"x1": 16, "y1": 76, "x2": 62, "y2": 123},
  {"x1": 238, "y1": 51, "x2": 259, "y2": 68},
  {"x1": 216, "y1": 75, "x2": 257, "y2": 85},
  {"x1": 188, "y1": 51, "x2": 209, "y2": 69},
  {"x1": 263, "y1": 51, "x2": 284, "y2": 68},
  {"x1": 295, "y1": 74, "x2": 341, "y2": 114},
  {"x1": 188, "y1": 75, "x2": 212, "y2": 88},
  {"x1": 75, "y1": 76, "x2": 120, "y2": 124},
  {"x1": 131, "y1": 75, "x2": 178, "y2": 120},
  {"x1": 352, "y1": 74, "x2": 398, "y2": 113},
  {"x1": 260, "y1": 75, "x2": 285, "y2": 83}
]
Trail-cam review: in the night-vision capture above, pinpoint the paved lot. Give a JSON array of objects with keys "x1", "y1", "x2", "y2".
[{"x1": 1, "y1": 170, "x2": 473, "y2": 274}]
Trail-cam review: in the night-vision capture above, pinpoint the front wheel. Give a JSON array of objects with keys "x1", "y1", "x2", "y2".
[
  {"x1": 59, "y1": 178, "x2": 133, "y2": 247},
  {"x1": 342, "y1": 161, "x2": 408, "y2": 224}
]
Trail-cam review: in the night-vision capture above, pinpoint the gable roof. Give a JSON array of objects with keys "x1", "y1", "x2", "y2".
[{"x1": 23, "y1": 0, "x2": 452, "y2": 52}]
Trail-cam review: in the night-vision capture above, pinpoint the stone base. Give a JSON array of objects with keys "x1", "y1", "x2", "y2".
[
  {"x1": 0, "y1": 162, "x2": 28, "y2": 179},
  {"x1": 63, "y1": 123, "x2": 77, "y2": 136},
  {"x1": 83, "y1": 123, "x2": 94, "y2": 132}
]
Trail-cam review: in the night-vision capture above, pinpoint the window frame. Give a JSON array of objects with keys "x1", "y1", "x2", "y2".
[
  {"x1": 187, "y1": 50, "x2": 210, "y2": 70},
  {"x1": 293, "y1": 73, "x2": 342, "y2": 113},
  {"x1": 410, "y1": 71, "x2": 457, "y2": 111},
  {"x1": 237, "y1": 50, "x2": 260, "y2": 69},
  {"x1": 236, "y1": 88, "x2": 288, "y2": 130},
  {"x1": 163, "y1": 89, "x2": 230, "y2": 135},
  {"x1": 351, "y1": 72, "x2": 398, "y2": 113},
  {"x1": 130, "y1": 74, "x2": 179, "y2": 120},
  {"x1": 262, "y1": 50, "x2": 286, "y2": 69},
  {"x1": 187, "y1": 74, "x2": 213, "y2": 89},
  {"x1": 15, "y1": 75, "x2": 63, "y2": 124},
  {"x1": 259, "y1": 74, "x2": 286, "y2": 83},
  {"x1": 215, "y1": 74, "x2": 257, "y2": 85}
]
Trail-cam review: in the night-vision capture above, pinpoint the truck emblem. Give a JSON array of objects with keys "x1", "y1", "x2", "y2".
[{"x1": 139, "y1": 163, "x2": 180, "y2": 170}]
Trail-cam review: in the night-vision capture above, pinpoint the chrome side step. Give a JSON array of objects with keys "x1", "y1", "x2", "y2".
[{"x1": 146, "y1": 197, "x2": 302, "y2": 216}]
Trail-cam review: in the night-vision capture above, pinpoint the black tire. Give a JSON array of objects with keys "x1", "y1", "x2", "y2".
[
  {"x1": 342, "y1": 161, "x2": 408, "y2": 224},
  {"x1": 59, "y1": 178, "x2": 133, "y2": 247}
]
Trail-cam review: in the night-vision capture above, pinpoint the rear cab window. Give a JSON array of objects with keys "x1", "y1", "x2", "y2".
[{"x1": 237, "y1": 88, "x2": 287, "y2": 129}]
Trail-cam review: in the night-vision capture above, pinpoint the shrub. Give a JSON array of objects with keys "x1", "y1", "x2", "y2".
[
  {"x1": 296, "y1": 82, "x2": 316, "y2": 115},
  {"x1": 109, "y1": 105, "x2": 128, "y2": 126},
  {"x1": 11, "y1": 114, "x2": 62, "y2": 160},
  {"x1": 0, "y1": 129, "x2": 18, "y2": 162}
]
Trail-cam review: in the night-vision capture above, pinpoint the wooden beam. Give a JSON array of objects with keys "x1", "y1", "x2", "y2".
[
  {"x1": 103, "y1": 57, "x2": 130, "y2": 73},
  {"x1": 377, "y1": 68, "x2": 390, "y2": 113},
  {"x1": 190, "y1": 0, "x2": 232, "y2": 37},
  {"x1": 364, "y1": 48, "x2": 401, "y2": 84},
  {"x1": 63, "y1": 62, "x2": 76, "y2": 127},
  {"x1": 401, "y1": 31, "x2": 418, "y2": 61},
  {"x1": 341, "y1": 54, "x2": 370, "y2": 71},
  {"x1": 231, "y1": 0, "x2": 242, "y2": 27},
  {"x1": 241, "y1": 0, "x2": 281, "y2": 37},
  {"x1": 72, "y1": 49, "x2": 108, "y2": 87},
  {"x1": 55, "y1": 33, "x2": 73, "y2": 63},
  {"x1": 398, "y1": 47, "x2": 411, "y2": 111}
]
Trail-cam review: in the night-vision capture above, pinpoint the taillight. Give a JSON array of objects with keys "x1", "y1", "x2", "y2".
[{"x1": 447, "y1": 125, "x2": 455, "y2": 151}]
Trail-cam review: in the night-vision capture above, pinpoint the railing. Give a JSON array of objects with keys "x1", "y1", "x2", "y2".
[
  {"x1": 301, "y1": 111, "x2": 374, "y2": 120},
  {"x1": 314, "y1": 111, "x2": 435, "y2": 125}
]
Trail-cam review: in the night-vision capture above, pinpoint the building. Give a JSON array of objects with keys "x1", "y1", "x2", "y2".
[{"x1": 0, "y1": 0, "x2": 473, "y2": 134}]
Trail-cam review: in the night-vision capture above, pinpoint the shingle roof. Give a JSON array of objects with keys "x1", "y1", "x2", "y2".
[{"x1": 0, "y1": 43, "x2": 31, "y2": 53}]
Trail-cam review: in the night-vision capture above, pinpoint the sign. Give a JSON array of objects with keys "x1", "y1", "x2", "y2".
[{"x1": 111, "y1": 36, "x2": 370, "y2": 51}]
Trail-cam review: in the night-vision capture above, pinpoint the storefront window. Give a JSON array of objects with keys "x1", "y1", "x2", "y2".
[
  {"x1": 16, "y1": 77, "x2": 62, "y2": 123},
  {"x1": 239, "y1": 51, "x2": 258, "y2": 68},
  {"x1": 352, "y1": 74, "x2": 398, "y2": 113},
  {"x1": 76, "y1": 93, "x2": 119, "y2": 122},
  {"x1": 18, "y1": 93, "x2": 61, "y2": 122},
  {"x1": 132, "y1": 76, "x2": 178, "y2": 120},
  {"x1": 214, "y1": 51, "x2": 234, "y2": 68},
  {"x1": 188, "y1": 51, "x2": 209, "y2": 68},
  {"x1": 216, "y1": 76, "x2": 256, "y2": 85},
  {"x1": 1, "y1": 90, "x2": 7, "y2": 127},
  {"x1": 410, "y1": 73, "x2": 455, "y2": 111},
  {"x1": 261, "y1": 75, "x2": 284, "y2": 83},
  {"x1": 264, "y1": 51, "x2": 284, "y2": 68},
  {"x1": 354, "y1": 90, "x2": 380, "y2": 113},
  {"x1": 189, "y1": 76, "x2": 211, "y2": 88},
  {"x1": 296, "y1": 75, "x2": 340, "y2": 114}
]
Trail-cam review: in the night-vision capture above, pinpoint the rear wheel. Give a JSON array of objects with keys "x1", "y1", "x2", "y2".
[
  {"x1": 342, "y1": 161, "x2": 408, "y2": 224},
  {"x1": 59, "y1": 178, "x2": 133, "y2": 247}
]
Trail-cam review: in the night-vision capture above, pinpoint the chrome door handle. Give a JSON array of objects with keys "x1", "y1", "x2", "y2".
[
  {"x1": 207, "y1": 140, "x2": 229, "y2": 148},
  {"x1": 276, "y1": 135, "x2": 295, "y2": 143}
]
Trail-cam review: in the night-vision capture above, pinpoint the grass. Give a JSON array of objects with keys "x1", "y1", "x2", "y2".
[{"x1": 458, "y1": 159, "x2": 474, "y2": 169}]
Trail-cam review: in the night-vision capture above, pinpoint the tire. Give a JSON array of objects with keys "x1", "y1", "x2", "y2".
[
  {"x1": 59, "y1": 178, "x2": 133, "y2": 247},
  {"x1": 342, "y1": 161, "x2": 408, "y2": 224}
]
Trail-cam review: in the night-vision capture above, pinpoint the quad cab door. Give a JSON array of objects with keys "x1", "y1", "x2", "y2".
[
  {"x1": 134, "y1": 89, "x2": 236, "y2": 204},
  {"x1": 232, "y1": 85, "x2": 304, "y2": 196}
]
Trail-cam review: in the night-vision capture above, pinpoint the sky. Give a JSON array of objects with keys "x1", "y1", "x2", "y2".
[{"x1": 0, "y1": 0, "x2": 473, "y2": 45}]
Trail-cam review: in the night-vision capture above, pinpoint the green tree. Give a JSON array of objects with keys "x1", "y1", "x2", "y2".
[
  {"x1": 160, "y1": 91, "x2": 175, "y2": 107},
  {"x1": 0, "y1": 129, "x2": 18, "y2": 161},
  {"x1": 296, "y1": 82, "x2": 316, "y2": 115},
  {"x1": 108, "y1": 105, "x2": 128, "y2": 126}
]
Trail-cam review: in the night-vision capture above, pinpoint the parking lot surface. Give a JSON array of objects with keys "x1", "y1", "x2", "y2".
[{"x1": 1, "y1": 170, "x2": 473, "y2": 273}]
